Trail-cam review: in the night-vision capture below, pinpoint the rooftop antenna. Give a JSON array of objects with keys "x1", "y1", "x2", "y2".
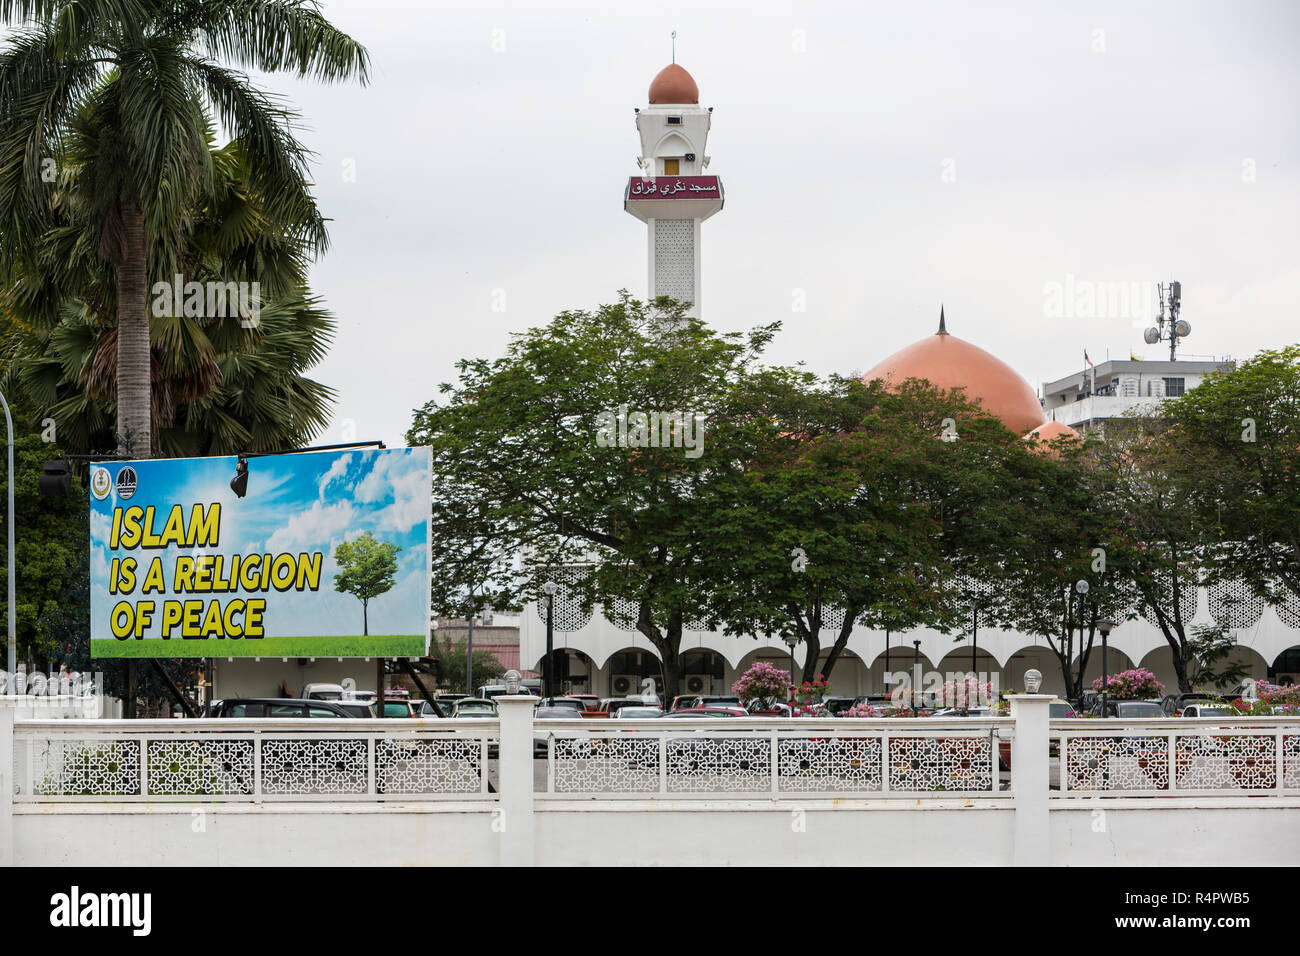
[
  {"x1": 1143, "y1": 280, "x2": 1190, "y2": 361},
  {"x1": 671, "y1": 30, "x2": 677, "y2": 63}
]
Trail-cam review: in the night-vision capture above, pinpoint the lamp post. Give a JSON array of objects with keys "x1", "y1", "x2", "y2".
[
  {"x1": 912, "y1": 639, "x2": 922, "y2": 716},
  {"x1": 0, "y1": 388, "x2": 13, "y2": 680},
  {"x1": 1097, "y1": 618, "x2": 1115, "y2": 718},
  {"x1": 782, "y1": 631, "x2": 798, "y2": 692},
  {"x1": 1074, "y1": 579, "x2": 1090, "y2": 708},
  {"x1": 466, "y1": 611, "x2": 474, "y2": 697},
  {"x1": 971, "y1": 600, "x2": 979, "y2": 676},
  {"x1": 884, "y1": 629, "x2": 890, "y2": 696},
  {"x1": 541, "y1": 581, "x2": 557, "y2": 701}
]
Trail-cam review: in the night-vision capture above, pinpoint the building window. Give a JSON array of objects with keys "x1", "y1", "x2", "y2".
[
  {"x1": 1162, "y1": 377, "x2": 1186, "y2": 397},
  {"x1": 666, "y1": 116, "x2": 682, "y2": 125},
  {"x1": 663, "y1": 158, "x2": 680, "y2": 175}
]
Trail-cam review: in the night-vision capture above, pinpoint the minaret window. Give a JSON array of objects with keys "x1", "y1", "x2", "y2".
[
  {"x1": 666, "y1": 116, "x2": 682, "y2": 125},
  {"x1": 663, "y1": 158, "x2": 680, "y2": 175}
]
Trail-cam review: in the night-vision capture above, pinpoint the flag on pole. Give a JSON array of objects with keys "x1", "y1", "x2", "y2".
[
  {"x1": 1129, "y1": 351, "x2": 1143, "y2": 361},
  {"x1": 1084, "y1": 350, "x2": 1095, "y2": 368}
]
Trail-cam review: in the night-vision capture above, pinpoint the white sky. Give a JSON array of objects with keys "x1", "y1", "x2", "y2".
[{"x1": 27, "y1": 0, "x2": 1300, "y2": 446}]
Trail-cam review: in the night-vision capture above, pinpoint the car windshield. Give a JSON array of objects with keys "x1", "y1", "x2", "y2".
[
  {"x1": 616, "y1": 708, "x2": 662, "y2": 718},
  {"x1": 458, "y1": 702, "x2": 495, "y2": 713},
  {"x1": 1192, "y1": 706, "x2": 1232, "y2": 716},
  {"x1": 1049, "y1": 703, "x2": 1075, "y2": 717}
]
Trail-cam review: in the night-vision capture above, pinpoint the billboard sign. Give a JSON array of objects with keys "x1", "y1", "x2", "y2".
[{"x1": 89, "y1": 447, "x2": 431, "y2": 659}]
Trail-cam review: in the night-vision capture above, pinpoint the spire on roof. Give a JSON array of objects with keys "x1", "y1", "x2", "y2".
[{"x1": 936, "y1": 304, "x2": 947, "y2": 335}]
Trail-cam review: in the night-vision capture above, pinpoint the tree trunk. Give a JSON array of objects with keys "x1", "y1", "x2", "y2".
[
  {"x1": 799, "y1": 630, "x2": 822, "y2": 686},
  {"x1": 363, "y1": 598, "x2": 369, "y2": 636},
  {"x1": 115, "y1": 202, "x2": 151, "y2": 456},
  {"x1": 818, "y1": 607, "x2": 859, "y2": 686}
]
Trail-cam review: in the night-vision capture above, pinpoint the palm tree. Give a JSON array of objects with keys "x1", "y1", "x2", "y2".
[
  {"x1": 0, "y1": 0, "x2": 368, "y2": 456},
  {"x1": 2, "y1": 134, "x2": 337, "y2": 456}
]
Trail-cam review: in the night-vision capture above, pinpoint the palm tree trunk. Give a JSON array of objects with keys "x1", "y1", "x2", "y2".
[{"x1": 115, "y1": 203, "x2": 151, "y2": 456}]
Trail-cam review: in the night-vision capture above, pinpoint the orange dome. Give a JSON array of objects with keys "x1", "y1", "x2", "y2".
[
  {"x1": 1025, "y1": 420, "x2": 1080, "y2": 442},
  {"x1": 861, "y1": 310, "x2": 1046, "y2": 434},
  {"x1": 649, "y1": 63, "x2": 699, "y2": 104}
]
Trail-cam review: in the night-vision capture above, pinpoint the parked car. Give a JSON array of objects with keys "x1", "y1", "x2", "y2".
[
  {"x1": 451, "y1": 698, "x2": 499, "y2": 718},
  {"x1": 569, "y1": 694, "x2": 602, "y2": 712},
  {"x1": 669, "y1": 695, "x2": 700, "y2": 712},
  {"x1": 822, "y1": 697, "x2": 859, "y2": 716},
  {"x1": 209, "y1": 698, "x2": 362, "y2": 718},
  {"x1": 662, "y1": 706, "x2": 747, "y2": 718},
  {"x1": 1179, "y1": 703, "x2": 1235, "y2": 718},
  {"x1": 535, "y1": 697, "x2": 585, "y2": 713},
  {"x1": 415, "y1": 699, "x2": 450, "y2": 718},
  {"x1": 299, "y1": 682, "x2": 346, "y2": 701},
  {"x1": 695, "y1": 695, "x2": 743, "y2": 709},
  {"x1": 375, "y1": 699, "x2": 422, "y2": 718},
  {"x1": 1160, "y1": 692, "x2": 1218, "y2": 715},
  {"x1": 931, "y1": 706, "x2": 992, "y2": 718},
  {"x1": 611, "y1": 706, "x2": 663, "y2": 719},
  {"x1": 334, "y1": 699, "x2": 376, "y2": 718},
  {"x1": 600, "y1": 697, "x2": 653, "y2": 716},
  {"x1": 532, "y1": 706, "x2": 577, "y2": 755},
  {"x1": 1092, "y1": 699, "x2": 1167, "y2": 719},
  {"x1": 745, "y1": 699, "x2": 792, "y2": 715}
]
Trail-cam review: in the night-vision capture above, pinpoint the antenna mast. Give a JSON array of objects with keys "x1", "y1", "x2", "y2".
[{"x1": 1144, "y1": 280, "x2": 1190, "y2": 361}]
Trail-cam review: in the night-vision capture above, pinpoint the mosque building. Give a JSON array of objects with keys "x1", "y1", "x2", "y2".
[{"x1": 517, "y1": 60, "x2": 1300, "y2": 702}]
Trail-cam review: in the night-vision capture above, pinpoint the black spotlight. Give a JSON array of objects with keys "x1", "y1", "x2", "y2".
[
  {"x1": 39, "y1": 459, "x2": 73, "y2": 496},
  {"x1": 230, "y1": 456, "x2": 249, "y2": 498}
]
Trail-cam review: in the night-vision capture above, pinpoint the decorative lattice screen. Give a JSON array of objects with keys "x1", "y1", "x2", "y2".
[
  {"x1": 1207, "y1": 578, "x2": 1265, "y2": 629},
  {"x1": 654, "y1": 219, "x2": 695, "y2": 303}
]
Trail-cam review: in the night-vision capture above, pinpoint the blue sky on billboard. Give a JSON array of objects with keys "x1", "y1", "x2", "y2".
[{"x1": 88, "y1": 448, "x2": 431, "y2": 657}]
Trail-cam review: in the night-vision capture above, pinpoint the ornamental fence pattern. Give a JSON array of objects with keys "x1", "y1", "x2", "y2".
[
  {"x1": 11, "y1": 715, "x2": 1300, "y2": 804},
  {"x1": 12, "y1": 720, "x2": 494, "y2": 802},
  {"x1": 1054, "y1": 720, "x2": 1300, "y2": 797},
  {"x1": 538, "y1": 719, "x2": 1008, "y2": 799}
]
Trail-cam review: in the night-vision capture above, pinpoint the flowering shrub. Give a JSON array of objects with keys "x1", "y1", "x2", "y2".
[
  {"x1": 1091, "y1": 668, "x2": 1164, "y2": 700},
  {"x1": 1234, "y1": 681, "x2": 1300, "y2": 715},
  {"x1": 732, "y1": 661, "x2": 791, "y2": 707},
  {"x1": 795, "y1": 674, "x2": 831, "y2": 704},
  {"x1": 842, "y1": 703, "x2": 882, "y2": 718},
  {"x1": 937, "y1": 676, "x2": 996, "y2": 710}
]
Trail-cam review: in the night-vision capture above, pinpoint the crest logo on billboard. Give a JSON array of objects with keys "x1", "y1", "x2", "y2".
[
  {"x1": 90, "y1": 467, "x2": 112, "y2": 500},
  {"x1": 116, "y1": 466, "x2": 138, "y2": 500}
]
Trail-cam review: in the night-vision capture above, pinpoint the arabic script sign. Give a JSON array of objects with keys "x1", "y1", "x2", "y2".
[{"x1": 626, "y1": 175, "x2": 721, "y2": 199}]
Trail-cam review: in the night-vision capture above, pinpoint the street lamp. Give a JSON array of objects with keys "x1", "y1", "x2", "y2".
[
  {"x1": 782, "y1": 631, "x2": 798, "y2": 691},
  {"x1": 1, "y1": 388, "x2": 14, "y2": 680},
  {"x1": 541, "y1": 581, "x2": 557, "y2": 701},
  {"x1": 504, "y1": 668, "x2": 521, "y2": 695},
  {"x1": 1024, "y1": 668, "x2": 1043, "y2": 694},
  {"x1": 912, "y1": 639, "x2": 922, "y2": 716},
  {"x1": 1097, "y1": 618, "x2": 1115, "y2": 718}
]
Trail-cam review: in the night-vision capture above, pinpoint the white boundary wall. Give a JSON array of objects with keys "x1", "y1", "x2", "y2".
[{"x1": 6, "y1": 696, "x2": 1300, "y2": 866}]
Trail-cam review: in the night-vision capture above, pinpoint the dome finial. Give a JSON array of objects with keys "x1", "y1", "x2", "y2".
[{"x1": 937, "y1": 304, "x2": 947, "y2": 335}]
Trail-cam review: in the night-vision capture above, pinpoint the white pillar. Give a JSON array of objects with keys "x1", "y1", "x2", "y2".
[
  {"x1": 0, "y1": 696, "x2": 17, "y2": 866},
  {"x1": 1009, "y1": 693, "x2": 1052, "y2": 867},
  {"x1": 496, "y1": 696, "x2": 535, "y2": 867}
]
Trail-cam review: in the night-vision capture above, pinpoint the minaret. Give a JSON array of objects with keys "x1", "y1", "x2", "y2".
[{"x1": 624, "y1": 61, "x2": 724, "y2": 319}]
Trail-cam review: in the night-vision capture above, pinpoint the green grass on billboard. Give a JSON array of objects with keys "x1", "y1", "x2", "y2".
[{"x1": 90, "y1": 635, "x2": 427, "y2": 659}]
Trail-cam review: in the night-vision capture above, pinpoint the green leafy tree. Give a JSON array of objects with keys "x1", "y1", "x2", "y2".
[
  {"x1": 0, "y1": 424, "x2": 88, "y2": 660},
  {"x1": 333, "y1": 532, "x2": 402, "y2": 636},
  {"x1": 1157, "y1": 347, "x2": 1300, "y2": 600},
  {"x1": 0, "y1": 0, "x2": 368, "y2": 455},
  {"x1": 409, "y1": 292, "x2": 813, "y2": 701},
  {"x1": 2, "y1": 128, "x2": 336, "y2": 456},
  {"x1": 705, "y1": 377, "x2": 1020, "y2": 684}
]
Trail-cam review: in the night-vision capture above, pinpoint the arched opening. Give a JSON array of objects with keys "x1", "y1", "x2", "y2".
[
  {"x1": 1271, "y1": 646, "x2": 1300, "y2": 684},
  {"x1": 678, "y1": 648, "x2": 727, "y2": 697},
  {"x1": 605, "y1": 648, "x2": 663, "y2": 699}
]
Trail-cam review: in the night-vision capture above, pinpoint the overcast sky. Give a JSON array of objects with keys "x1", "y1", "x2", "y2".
[{"x1": 75, "y1": 1, "x2": 1300, "y2": 445}]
